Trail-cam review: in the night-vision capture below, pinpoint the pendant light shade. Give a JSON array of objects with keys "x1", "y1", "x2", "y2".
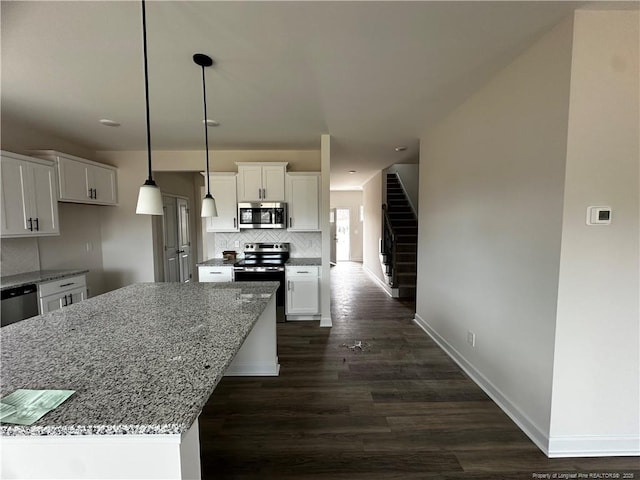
[
  {"x1": 136, "y1": 180, "x2": 163, "y2": 215},
  {"x1": 193, "y1": 53, "x2": 217, "y2": 218},
  {"x1": 201, "y1": 194, "x2": 218, "y2": 217},
  {"x1": 136, "y1": 0, "x2": 163, "y2": 216}
]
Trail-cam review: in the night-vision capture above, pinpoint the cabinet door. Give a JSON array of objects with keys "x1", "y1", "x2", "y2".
[
  {"x1": 286, "y1": 276, "x2": 319, "y2": 314},
  {"x1": 237, "y1": 165, "x2": 263, "y2": 202},
  {"x1": 286, "y1": 174, "x2": 319, "y2": 231},
  {"x1": 91, "y1": 165, "x2": 117, "y2": 204},
  {"x1": 67, "y1": 286, "x2": 87, "y2": 305},
  {"x1": 40, "y1": 293, "x2": 65, "y2": 314},
  {"x1": 0, "y1": 155, "x2": 30, "y2": 236},
  {"x1": 1, "y1": 155, "x2": 59, "y2": 237},
  {"x1": 262, "y1": 165, "x2": 286, "y2": 201},
  {"x1": 58, "y1": 156, "x2": 91, "y2": 202},
  {"x1": 205, "y1": 175, "x2": 239, "y2": 232},
  {"x1": 30, "y1": 162, "x2": 59, "y2": 235}
]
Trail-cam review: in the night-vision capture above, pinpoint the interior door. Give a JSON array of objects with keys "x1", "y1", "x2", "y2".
[
  {"x1": 177, "y1": 197, "x2": 192, "y2": 283},
  {"x1": 162, "y1": 196, "x2": 180, "y2": 282},
  {"x1": 330, "y1": 208, "x2": 337, "y2": 265}
]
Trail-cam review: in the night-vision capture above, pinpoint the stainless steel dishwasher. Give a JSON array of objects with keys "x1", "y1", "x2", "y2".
[{"x1": 1, "y1": 284, "x2": 39, "y2": 327}]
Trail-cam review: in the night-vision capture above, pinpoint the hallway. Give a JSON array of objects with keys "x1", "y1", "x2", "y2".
[{"x1": 199, "y1": 262, "x2": 638, "y2": 478}]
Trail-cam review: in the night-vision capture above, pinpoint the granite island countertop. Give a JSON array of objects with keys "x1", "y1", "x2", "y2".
[
  {"x1": 0, "y1": 281, "x2": 279, "y2": 437},
  {"x1": 1, "y1": 269, "x2": 89, "y2": 291}
]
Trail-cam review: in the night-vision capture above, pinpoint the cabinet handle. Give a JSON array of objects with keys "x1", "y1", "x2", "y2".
[
  {"x1": 93, "y1": 188, "x2": 97, "y2": 199},
  {"x1": 63, "y1": 294, "x2": 68, "y2": 307},
  {"x1": 34, "y1": 218, "x2": 39, "y2": 231},
  {"x1": 297, "y1": 271, "x2": 309, "y2": 274},
  {"x1": 60, "y1": 282, "x2": 75, "y2": 287},
  {"x1": 69, "y1": 294, "x2": 73, "y2": 305},
  {"x1": 210, "y1": 272, "x2": 222, "y2": 275},
  {"x1": 262, "y1": 188, "x2": 266, "y2": 199},
  {"x1": 27, "y1": 218, "x2": 33, "y2": 231},
  {"x1": 287, "y1": 280, "x2": 291, "y2": 291},
  {"x1": 289, "y1": 217, "x2": 292, "y2": 228},
  {"x1": 233, "y1": 218, "x2": 237, "y2": 228}
]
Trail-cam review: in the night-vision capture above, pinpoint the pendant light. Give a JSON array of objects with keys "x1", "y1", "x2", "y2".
[
  {"x1": 194, "y1": 53, "x2": 218, "y2": 218},
  {"x1": 135, "y1": 0, "x2": 163, "y2": 215}
]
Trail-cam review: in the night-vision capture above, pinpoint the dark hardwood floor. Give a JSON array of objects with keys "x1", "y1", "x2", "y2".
[{"x1": 200, "y1": 262, "x2": 639, "y2": 479}]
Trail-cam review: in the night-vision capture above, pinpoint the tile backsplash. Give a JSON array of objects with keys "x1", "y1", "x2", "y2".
[
  {"x1": 0, "y1": 238, "x2": 40, "y2": 276},
  {"x1": 208, "y1": 231, "x2": 321, "y2": 258}
]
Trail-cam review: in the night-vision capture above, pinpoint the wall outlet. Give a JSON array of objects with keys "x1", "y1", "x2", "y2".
[
  {"x1": 234, "y1": 240, "x2": 240, "y2": 248},
  {"x1": 467, "y1": 331, "x2": 476, "y2": 347}
]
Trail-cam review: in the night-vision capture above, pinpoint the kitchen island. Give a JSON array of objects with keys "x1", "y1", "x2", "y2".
[{"x1": 0, "y1": 281, "x2": 279, "y2": 479}]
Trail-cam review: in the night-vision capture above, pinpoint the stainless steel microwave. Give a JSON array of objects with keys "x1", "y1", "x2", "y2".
[{"x1": 237, "y1": 202, "x2": 287, "y2": 229}]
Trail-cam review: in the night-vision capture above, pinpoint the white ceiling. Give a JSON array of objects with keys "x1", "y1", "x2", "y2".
[{"x1": 1, "y1": 1, "x2": 584, "y2": 189}]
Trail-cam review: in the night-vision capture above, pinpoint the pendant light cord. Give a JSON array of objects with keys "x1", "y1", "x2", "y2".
[
  {"x1": 141, "y1": 0, "x2": 153, "y2": 184},
  {"x1": 200, "y1": 65, "x2": 211, "y2": 196}
]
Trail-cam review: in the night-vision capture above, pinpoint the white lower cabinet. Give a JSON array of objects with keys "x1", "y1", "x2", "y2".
[
  {"x1": 285, "y1": 266, "x2": 319, "y2": 318},
  {"x1": 198, "y1": 266, "x2": 233, "y2": 282},
  {"x1": 38, "y1": 275, "x2": 87, "y2": 314}
]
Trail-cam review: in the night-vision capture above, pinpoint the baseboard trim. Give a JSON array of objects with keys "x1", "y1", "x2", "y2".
[
  {"x1": 320, "y1": 316, "x2": 332, "y2": 328},
  {"x1": 224, "y1": 362, "x2": 280, "y2": 377},
  {"x1": 413, "y1": 313, "x2": 550, "y2": 456},
  {"x1": 548, "y1": 435, "x2": 640, "y2": 458},
  {"x1": 363, "y1": 265, "x2": 397, "y2": 298}
]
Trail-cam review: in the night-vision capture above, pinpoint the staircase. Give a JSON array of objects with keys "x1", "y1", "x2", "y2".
[{"x1": 380, "y1": 173, "x2": 417, "y2": 298}]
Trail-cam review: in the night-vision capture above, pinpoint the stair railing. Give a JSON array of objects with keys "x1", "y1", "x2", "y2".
[{"x1": 381, "y1": 203, "x2": 397, "y2": 287}]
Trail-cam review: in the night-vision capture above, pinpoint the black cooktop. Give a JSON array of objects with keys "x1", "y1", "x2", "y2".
[{"x1": 234, "y1": 258, "x2": 285, "y2": 267}]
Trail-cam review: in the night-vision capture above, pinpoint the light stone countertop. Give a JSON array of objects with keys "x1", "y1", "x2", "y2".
[
  {"x1": 286, "y1": 257, "x2": 322, "y2": 266},
  {"x1": 1, "y1": 269, "x2": 90, "y2": 291},
  {"x1": 197, "y1": 257, "x2": 322, "y2": 267},
  {"x1": 0, "y1": 281, "x2": 279, "y2": 436},
  {"x1": 197, "y1": 258, "x2": 236, "y2": 267}
]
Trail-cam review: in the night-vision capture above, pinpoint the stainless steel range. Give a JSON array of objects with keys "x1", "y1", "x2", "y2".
[{"x1": 234, "y1": 242, "x2": 289, "y2": 322}]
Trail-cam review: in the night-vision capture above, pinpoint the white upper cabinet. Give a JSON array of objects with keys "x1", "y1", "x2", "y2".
[
  {"x1": 236, "y1": 162, "x2": 287, "y2": 202},
  {"x1": 1, "y1": 151, "x2": 60, "y2": 238},
  {"x1": 204, "y1": 173, "x2": 239, "y2": 232},
  {"x1": 33, "y1": 151, "x2": 117, "y2": 205},
  {"x1": 286, "y1": 173, "x2": 320, "y2": 231}
]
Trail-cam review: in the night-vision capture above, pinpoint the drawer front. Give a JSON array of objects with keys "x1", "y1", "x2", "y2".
[
  {"x1": 38, "y1": 275, "x2": 87, "y2": 298},
  {"x1": 285, "y1": 266, "x2": 319, "y2": 277},
  {"x1": 198, "y1": 266, "x2": 233, "y2": 282}
]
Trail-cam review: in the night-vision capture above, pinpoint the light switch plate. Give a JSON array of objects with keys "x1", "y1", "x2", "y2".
[{"x1": 587, "y1": 206, "x2": 612, "y2": 225}]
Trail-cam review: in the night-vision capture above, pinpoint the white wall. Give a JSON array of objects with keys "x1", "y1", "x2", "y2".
[
  {"x1": 38, "y1": 203, "x2": 108, "y2": 296},
  {"x1": 95, "y1": 151, "x2": 155, "y2": 292},
  {"x1": 549, "y1": 9, "x2": 639, "y2": 456},
  {"x1": 319, "y1": 134, "x2": 332, "y2": 327},
  {"x1": 362, "y1": 172, "x2": 384, "y2": 285},
  {"x1": 330, "y1": 190, "x2": 363, "y2": 262},
  {"x1": 415, "y1": 15, "x2": 574, "y2": 449}
]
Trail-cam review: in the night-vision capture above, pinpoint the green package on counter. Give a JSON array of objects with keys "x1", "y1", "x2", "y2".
[{"x1": 0, "y1": 389, "x2": 75, "y2": 425}]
